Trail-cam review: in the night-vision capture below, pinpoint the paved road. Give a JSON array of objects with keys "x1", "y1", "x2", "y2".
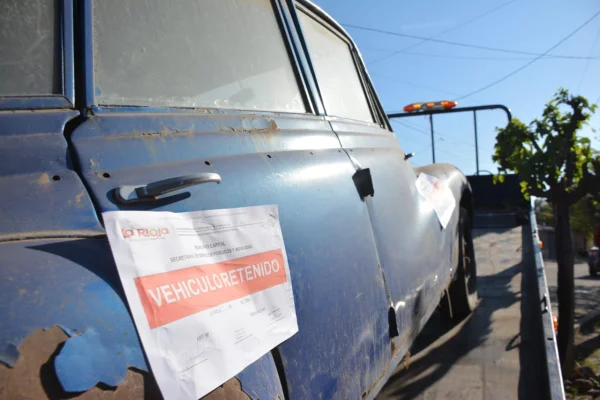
[
  {"x1": 377, "y1": 226, "x2": 548, "y2": 400},
  {"x1": 544, "y1": 257, "x2": 600, "y2": 324}
]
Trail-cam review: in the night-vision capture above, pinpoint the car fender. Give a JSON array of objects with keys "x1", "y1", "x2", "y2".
[
  {"x1": 414, "y1": 163, "x2": 473, "y2": 227},
  {"x1": 0, "y1": 237, "x2": 284, "y2": 399},
  {"x1": 413, "y1": 163, "x2": 473, "y2": 284}
]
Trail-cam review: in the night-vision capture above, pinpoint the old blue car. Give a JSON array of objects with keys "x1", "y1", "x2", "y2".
[{"x1": 0, "y1": 0, "x2": 476, "y2": 398}]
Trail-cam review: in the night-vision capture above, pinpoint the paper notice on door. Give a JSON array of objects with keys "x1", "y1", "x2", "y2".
[
  {"x1": 415, "y1": 173, "x2": 456, "y2": 229},
  {"x1": 103, "y1": 205, "x2": 298, "y2": 400}
]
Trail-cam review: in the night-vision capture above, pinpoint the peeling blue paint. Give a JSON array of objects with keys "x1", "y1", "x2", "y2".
[
  {"x1": 236, "y1": 352, "x2": 285, "y2": 399},
  {"x1": 55, "y1": 330, "x2": 128, "y2": 391},
  {"x1": 57, "y1": 325, "x2": 76, "y2": 337},
  {"x1": 0, "y1": 238, "x2": 148, "y2": 389},
  {"x1": 0, "y1": 343, "x2": 19, "y2": 367}
]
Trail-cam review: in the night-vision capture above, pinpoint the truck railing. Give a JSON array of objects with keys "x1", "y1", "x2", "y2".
[{"x1": 529, "y1": 208, "x2": 566, "y2": 400}]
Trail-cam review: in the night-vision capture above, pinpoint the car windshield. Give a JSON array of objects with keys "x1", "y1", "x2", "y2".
[{"x1": 93, "y1": 0, "x2": 306, "y2": 113}]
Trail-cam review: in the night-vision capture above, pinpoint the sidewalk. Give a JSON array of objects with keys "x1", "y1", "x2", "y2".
[
  {"x1": 377, "y1": 226, "x2": 547, "y2": 399},
  {"x1": 544, "y1": 258, "x2": 600, "y2": 325},
  {"x1": 543, "y1": 259, "x2": 600, "y2": 398}
]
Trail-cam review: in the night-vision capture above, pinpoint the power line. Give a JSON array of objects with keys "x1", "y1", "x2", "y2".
[
  {"x1": 343, "y1": 23, "x2": 600, "y2": 60},
  {"x1": 391, "y1": 125, "x2": 430, "y2": 143},
  {"x1": 577, "y1": 27, "x2": 600, "y2": 93},
  {"x1": 393, "y1": 121, "x2": 475, "y2": 161},
  {"x1": 363, "y1": 47, "x2": 600, "y2": 61},
  {"x1": 368, "y1": 0, "x2": 518, "y2": 65},
  {"x1": 395, "y1": 119, "x2": 489, "y2": 151},
  {"x1": 398, "y1": 135, "x2": 432, "y2": 150},
  {"x1": 392, "y1": 119, "x2": 484, "y2": 159},
  {"x1": 371, "y1": 73, "x2": 463, "y2": 97},
  {"x1": 391, "y1": 128, "x2": 434, "y2": 157},
  {"x1": 456, "y1": 9, "x2": 600, "y2": 100},
  {"x1": 409, "y1": 143, "x2": 434, "y2": 163},
  {"x1": 415, "y1": 143, "x2": 432, "y2": 154}
]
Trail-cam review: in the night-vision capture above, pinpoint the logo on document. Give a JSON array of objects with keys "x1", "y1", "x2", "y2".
[{"x1": 121, "y1": 227, "x2": 170, "y2": 240}]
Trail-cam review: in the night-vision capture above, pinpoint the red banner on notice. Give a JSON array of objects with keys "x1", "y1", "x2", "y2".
[{"x1": 135, "y1": 249, "x2": 287, "y2": 328}]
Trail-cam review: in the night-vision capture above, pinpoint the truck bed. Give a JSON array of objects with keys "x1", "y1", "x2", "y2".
[{"x1": 377, "y1": 223, "x2": 553, "y2": 399}]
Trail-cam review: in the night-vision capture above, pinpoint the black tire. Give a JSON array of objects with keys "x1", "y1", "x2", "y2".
[{"x1": 447, "y1": 207, "x2": 478, "y2": 320}]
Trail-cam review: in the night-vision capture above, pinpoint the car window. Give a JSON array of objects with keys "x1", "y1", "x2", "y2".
[
  {"x1": 0, "y1": 0, "x2": 60, "y2": 96},
  {"x1": 93, "y1": 0, "x2": 306, "y2": 113},
  {"x1": 298, "y1": 10, "x2": 373, "y2": 123}
]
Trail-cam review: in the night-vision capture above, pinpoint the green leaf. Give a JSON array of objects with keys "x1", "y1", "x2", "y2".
[{"x1": 493, "y1": 88, "x2": 597, "y2": 203}]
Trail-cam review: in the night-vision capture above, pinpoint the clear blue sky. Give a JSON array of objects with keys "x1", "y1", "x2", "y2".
[{"x1": 313, "y1": 0, "x2": 600, "y2": 175}]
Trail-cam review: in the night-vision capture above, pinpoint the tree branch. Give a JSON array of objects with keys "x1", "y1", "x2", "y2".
[
  {"x1": 564, "y1": 99, "x2": 586, "y2": 188},
  {"x1": 528, "y1": 131, "x2": 543, "y2": 153},
  {"x1": 548, "y1": 116, "x2": 561, "y2": 138},
  {"x1": 567, "y1": 160, "x2": 600, "y2": 205},
  {"x1": 528, "y1": 183, "x2": 551, "y2": 199}
]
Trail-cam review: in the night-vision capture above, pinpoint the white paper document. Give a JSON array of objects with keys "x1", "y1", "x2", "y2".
[
  {"x1": 415, "y1": 173, "x2": 457, "y2": 229},
  {"x1": 103, "y1": 205, "x2": 298, "y2": 400}
]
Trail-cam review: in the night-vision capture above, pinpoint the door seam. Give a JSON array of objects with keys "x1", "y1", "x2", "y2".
[{"x1": 327, "y1": 119, "x2": 399, "y2": 338}]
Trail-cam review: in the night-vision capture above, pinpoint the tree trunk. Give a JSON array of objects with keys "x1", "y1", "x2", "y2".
[{"x1": 554, "y1": 199, "x2": 575, "y2": 379}]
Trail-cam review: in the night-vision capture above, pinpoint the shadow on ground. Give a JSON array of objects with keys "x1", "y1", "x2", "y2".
[
  {"x1": 575, "y1": 334, "x2": 600, "y2": 361},
  {"x1": 377, "y1": 227, "x2": 548, "y2": 399},
  {"x1": 577, "y1": 276, "x2": 600, "y2": 282},
  {"x1": 548, "y1": 281, "x2": 600, "y2": 323}
]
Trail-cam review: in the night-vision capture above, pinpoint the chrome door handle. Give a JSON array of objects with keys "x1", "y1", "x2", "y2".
[{"x1": 114, "y1": 173, "x2": 221, "y2": 204}]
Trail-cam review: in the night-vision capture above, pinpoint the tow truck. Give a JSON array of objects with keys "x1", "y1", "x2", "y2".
[{"x1": 386, "y1": 100, "x2": 565, "y2": 399}]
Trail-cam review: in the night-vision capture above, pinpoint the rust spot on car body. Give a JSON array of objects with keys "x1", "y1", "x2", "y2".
[
  {"x1": 202, "y1": 378, "x2": 253, "y2": 400},
  {"x1": 106, "y1": 128, "x2": 194, "y2": 140},
  {"x1": 220, "y1": 118, "x2": 279, "y2": 135},
  {"x1": 38, "y1": 173, "x2": 51, "y2": 185},
  {"x1": 246, "y1": 119, "x2": 280, "y2": 154},
  {"x1": 0, "y1": 327, "x2": 161, "y2": 399},
  {"x1": 1, "y1": 327, "x2": 255, "y2": 399},
  {"x1": 75, "y1": 191, "x2": 85, "y2": 206},
  {"x1": 0, "y1": 231, "x2": 103, "y2": 243},
  {"x1": 0, "y1": 326, "x2": 70, "y2": 399},
  {"x1": 254, "y1": 119, "x2": 278, "y2": 134}
]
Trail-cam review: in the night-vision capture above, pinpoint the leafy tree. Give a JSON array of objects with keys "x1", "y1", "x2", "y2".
[
  {"x1": 536, "y1": 196, "x2": 599, "y2": 240},
  {"x1": 571, "y1": 195, "x2": 600, "y2": 241},
  {"x1": 493, "y1": 88, "x2": 599, "y2": 378}
]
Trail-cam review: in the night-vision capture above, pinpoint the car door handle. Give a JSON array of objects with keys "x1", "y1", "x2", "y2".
[{"x1": 114, "y1": 173, "x2": 221, "y2": 204}]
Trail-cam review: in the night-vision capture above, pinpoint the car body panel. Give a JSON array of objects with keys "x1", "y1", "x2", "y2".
[
  {"x1": 0, "y1": 110, "x2": 102, "y2": 239},
  {"x1": 0, "y1": 235, "x2": 283, "y2": 397},
  {"x1": 330, "y1": 120, "x2": 463, "y2": 344},
  {"x1": 68, "y1": 110, "x2": 393, "y2": 398}
]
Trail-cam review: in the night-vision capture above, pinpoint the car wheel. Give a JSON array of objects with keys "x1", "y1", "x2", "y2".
[{"x1": 447, "y1": 207, "x2": 478, "y2": 320}]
